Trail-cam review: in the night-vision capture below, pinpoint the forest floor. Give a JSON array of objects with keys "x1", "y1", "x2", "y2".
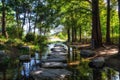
[
  {"x1": 70, "y1": 43, "x2": 118, "y2": 57},
  {"x1": 70, "y1": 43, "x2": 120, "y2": 71}
]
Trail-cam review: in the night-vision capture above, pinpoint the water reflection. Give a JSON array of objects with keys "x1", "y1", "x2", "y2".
[
  {"x1": 68, "y1": 44, "x2": 120, "y2": 80},
  {"x1": 111, "y1": 72, "x2": 119, "y2": 80},
  {"x1": 19, "y1": 43, "x2": 120, "y2": 80},
  {"x1": 20, "y1": 53, "x2": 41, "y2": 78},
  {"x1": 102, "y1": 68, "x2": 120, "y2": 80}
]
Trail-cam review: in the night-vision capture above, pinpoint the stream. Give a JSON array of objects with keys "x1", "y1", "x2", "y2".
[{"x1": 19, "y1": 43, "x2": 120, "y2": 80}]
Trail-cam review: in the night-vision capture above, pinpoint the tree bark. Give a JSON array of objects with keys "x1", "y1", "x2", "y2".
[
  {"x1": 106, "y1": 0, "x2": 111, "y2": 44},
  {"x1": 79, "y1": 26, "x2": 82, "y2": 42},
  {"x1": 22, "y1": 12, "x2": 26, "y2": 30},
  {"x1": 34, "y1": 14, "x2": 38, "y2": 34},
  {"x1": 1, "y1": 0, "x2": 8, "y2": 38},
  {"x1": 92, "y1": 0, "x2": 102, "y2": 48},
  {"x1": 28, "y1": 12, "x2": 31, "y2": 32},
  {"x1": 74, "y1": 26, "x2": 77, "y2": 41},
  {"x1": 72, "y1": 25, "x2": 75, "y2": 42},
  {"x1": 118, "y1": 0, "x2": 120, "y2": 54},
  {"x1": 67, "y1": 27, "x2": 71, "y2": 42}
]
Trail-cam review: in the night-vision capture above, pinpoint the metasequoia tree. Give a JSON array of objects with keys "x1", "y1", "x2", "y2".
[
  {"x1": 1, "y1": 0, "x2": 8, "y2": 38},
  {"x1": 106, "y1": 0, "x2": 111, "y2": 44},
  {"x1": 92, "y1": 0, "x2": 102, "y2": 48},
  {"x1": 118, "y1": 0, "x2": 120, "y2": 53}
]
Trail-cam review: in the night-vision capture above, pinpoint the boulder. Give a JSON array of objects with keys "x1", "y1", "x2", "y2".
[
  {"x1": 19, "y1": 55, "x2": 31, "y2": 62},
  {"x1": 80, "y1": 50, "x2": 95, "y2": 58},
  {"x1": 88, "y1": 57, "x2": 105, "y2": 69}
]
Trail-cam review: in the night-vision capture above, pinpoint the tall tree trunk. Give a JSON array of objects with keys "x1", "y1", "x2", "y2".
[
  {"x1": 74, "y1": 26, "x2": 77, "y2": 41},
  {"x1": 34, "y1": 14, "x2": 38, "y2": 34},
  {"x1": 79, "y1": 26, "x2": 82, "y2": 42},
  {"x1": 92, "y1": 0, "x2": 102, "y2": 48},
  {"x1": 67, "y1": 27, "x2": 71, "y2": 42},
  {"x1": 106, "y1": 0, "x2": 111, "y2": 44},
  {"x1": 28, "y1": 12, "x2": 31, "y2": 32},
  {"x1": 72, "y1": 25, "x2": 75, "y2": 42},
  {"x1": 22, "y1": 12, "x2": 26, "y2": 30},
  {"x1": 16, "y1": 9, "x2": 19, "y2": 27},
  {"x1": 1, "y1": 0, "x2": 8, "y2": 38},
  {"x1": 15, "y1": 8, "x2": 20, "y2": 38},
  {"x1": 118, "y1": 0, "x2": 120, "y2": 54}
]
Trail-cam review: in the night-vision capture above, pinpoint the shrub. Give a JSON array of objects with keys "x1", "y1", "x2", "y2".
[{"x1": 24, "y1": 33, "x2": 35, "y2": 42}]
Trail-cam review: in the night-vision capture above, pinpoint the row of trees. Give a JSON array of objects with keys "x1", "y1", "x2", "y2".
[
  {"x1": 54, "y1": 0, "x2": 119, "y2": 49},
  {"x1": 0, "y1": 0, "x2": 59, "y2": 38},
  {"x1": 0, "y1": 0, "x2": 120, "y2": 51},
  {"x1": 92, "y1": 0, "x2": 119, "y2": 52}
]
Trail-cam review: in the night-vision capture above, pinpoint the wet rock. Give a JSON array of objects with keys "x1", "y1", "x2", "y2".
[
  {"x1": 51, "y1": 47, "x2": 67, "y2": 52},
  {"x1": 88, "y1": 57, "x2": 105, "y2": 69},
  {"x1": 80, "y1": 50, "x2": 95, "y2": 58},
  {"x1": 54, "y1": 43, "x2": 65, "y2": 48},
  {"x1": 48, "y1": 52, "x2": 67, "y2": 56},
  {"x1": 19, "y1": 55, "x2": 31, "y2": 62},
  {"x1": 42, "y1": 62, "x2": 67, "y2": 68},
  {"x1": 42, "y1": 55, "x2": 67, "y2": 63}
]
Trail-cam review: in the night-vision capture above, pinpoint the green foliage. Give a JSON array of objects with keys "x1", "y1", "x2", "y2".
[
  {"x1": 57, "y1": 32, "x2": 67, "y2": 40},
  {"x1": 5, "y1": 39, "x2": 15, "y2": 44},
  {"x1": 37, "y1": 35, "x2": 48, "y2": 45},
  {"x1": 0, "y1": 56, "x2": 10, "y2": 68},
  {"x1": 31, "y1": 45, "x2": 40, "y2": 52},
  {"x1": 7, "y1": 26, "x2": 23, "y2": 39},
  {"x1": 24, "y1": 33, "x2": 35, "y2": 42},
  {"x1": 14, "y1": 39, "x2": 24, "y2": 48},
  {"x1": 35, "y1": 35, "x2": 48, "y2": 52},
  {"x1": 0, "y1": 44, "x2": 6, "y2": 50},
  {"x1": 19, "y1": 47, "x2": 30, "y2": 55}
]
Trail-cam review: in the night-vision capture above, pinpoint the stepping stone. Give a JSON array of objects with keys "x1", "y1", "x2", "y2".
[
  {"x1": 48, "y1": 52, "x2": 67, "y2": 56},
  {"x1": 51, "y1": 47, "x2": 67, "y2": 52},
  {"x1": 54, "y1": 43, "x2": 65, "y2": 48},
  {"x1": 30, "y1": 68, "x2": 72, "y2": 80},
  {"x1": 42, "y1": 62, "x2": 67, "y2": 68}
]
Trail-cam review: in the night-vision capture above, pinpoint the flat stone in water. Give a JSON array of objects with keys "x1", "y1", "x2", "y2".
[
  {"x1": 30, "y1": 68, "x2": 72, "y2": 80},
  {"x1": 48, "y1": 52, "x2": 67, "y2": 56},
  {"x1": 42, "y1": 62, "x2": 67, "y2": 68},
  {"x1": 51, "y1": 47, "x2": 67, "y2": 52},
  {"x1": 42, "y1": 55, "x2": 67, "y2": 62}
]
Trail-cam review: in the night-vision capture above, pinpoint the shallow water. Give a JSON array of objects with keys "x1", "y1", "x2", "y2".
[{"x1": 19, "y1": 43, "x2": 120, "y2": 80}]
